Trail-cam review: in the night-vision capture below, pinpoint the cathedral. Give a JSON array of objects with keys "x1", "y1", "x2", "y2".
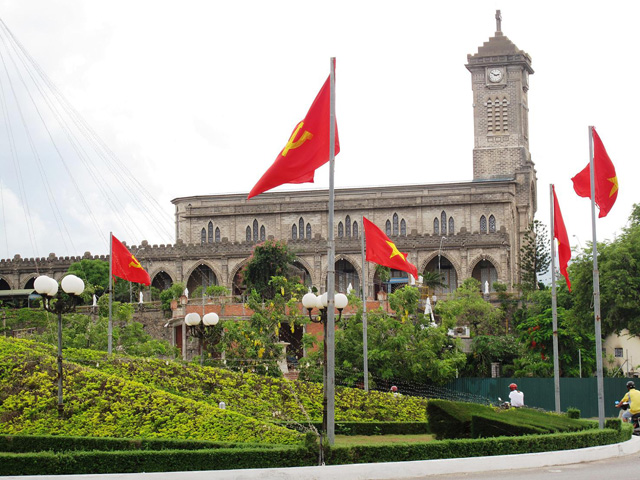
[{"x1": 0, "y1": 12, "x2": 536, "y2": 301}]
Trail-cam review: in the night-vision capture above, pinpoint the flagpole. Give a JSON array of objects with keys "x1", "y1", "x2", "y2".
[
  {"x1": 360, "y1": 216, "x2": 369, "y2": 392},
  {"x1": 108, "y1": 232, "x2": 113, "y2": 355},
  {"x1": 326, "y1": 57, "x2": 337, "y2": 445},
  {"x1": 549, "y1": 185, "x2": 561, "y2": 413},
  {"x1": 589, "y1": 126, "x2": 605, "y2": 429}
]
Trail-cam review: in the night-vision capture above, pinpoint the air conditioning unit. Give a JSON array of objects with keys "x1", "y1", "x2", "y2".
[{"x1": 447, "y1": 326, "x2": 470, "y2": 337}]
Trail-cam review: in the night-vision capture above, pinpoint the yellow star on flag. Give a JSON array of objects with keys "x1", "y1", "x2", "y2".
[
  {"x1": 386, "y1": 241, "x2": 406, "y2": 261},
  {"x1": 608, "y1": 176, "x2": 618, "y2": 197}
]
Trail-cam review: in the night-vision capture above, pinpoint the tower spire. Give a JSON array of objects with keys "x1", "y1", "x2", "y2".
[{"x1": 495, "y1": 9, "x2": 502, "y2": 34}]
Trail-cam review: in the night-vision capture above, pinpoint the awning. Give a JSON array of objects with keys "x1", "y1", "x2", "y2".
[{"x1": 0, "y1": 289, "x2": 35, "y2": 298}]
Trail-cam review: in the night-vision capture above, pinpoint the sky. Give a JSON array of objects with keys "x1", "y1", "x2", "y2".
[{"x1": 0, "y1": 0, "x2": 638, "y2": 261}]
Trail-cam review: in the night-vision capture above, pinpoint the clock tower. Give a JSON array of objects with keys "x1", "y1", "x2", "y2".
[{"x1": 466, "y1": 11, "x2": 538, "y2": 283}]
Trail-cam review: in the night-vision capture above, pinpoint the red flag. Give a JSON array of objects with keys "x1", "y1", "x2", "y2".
[
  {"x1": 571, "y1": 126, "x2": 618, "y2": 218},
  {"x1": 248, "y1": 66, "x2": 340, "y2": 199},
  {"x1": 552, "y1": 186, "x2": 571, "y2": 291},
  {"x1": 363, "y1": 217, "x2": 418, "y2": 280},
  {"x1": 111, "y1": 235, "x2": 151, "y2": 285}
]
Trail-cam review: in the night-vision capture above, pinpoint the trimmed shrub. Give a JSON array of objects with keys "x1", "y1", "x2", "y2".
[
  {"x1": 279, "y1": 422, "x2": 429, "y2": 436},
  {"x1": 567, "y1": 408, "x2": 581, "y2": 419},
  {"x1": 471, "y1": 415, "x2": 546, "y2": 438}
]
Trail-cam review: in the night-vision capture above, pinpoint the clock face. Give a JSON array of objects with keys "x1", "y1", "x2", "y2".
[{"x1": 489, "y1": 68, "x2": 503, "y2": 83}]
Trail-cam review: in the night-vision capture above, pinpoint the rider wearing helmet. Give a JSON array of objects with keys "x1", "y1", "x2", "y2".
[
  {"x1": 616, "y1": 381, "x2": 640, "y2": 419},
  {"x1": 508, "y1": 383, "x2": 524, "y2": 407}
]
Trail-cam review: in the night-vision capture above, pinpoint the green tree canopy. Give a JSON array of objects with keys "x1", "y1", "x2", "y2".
[
  {"x1": 242, "y1": 240, "x2": 296, "y2": 299},
  {"x1": 519, "y1": 220, "x2": 551, "y2": 291}
]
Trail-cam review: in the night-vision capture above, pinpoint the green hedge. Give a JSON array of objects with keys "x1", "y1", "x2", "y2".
[
  {"x1": 0, "y1": 434, "x2": 279, "y2": 453},
  {"x1": 327, "y1": 427, "x2": 631, "y2": 465},
  {"x1": 0, "y1": 427, "x2": 631, "y2": 475},
  {"x1": 427, "y1": 399, "x2": 590, "y2": 439},
  {"x1": 279, "y1": 422, "x2": 429, "y2": 436},
  {"x1": 0, "y1": 446, "x2": 315, "y2": 476}
]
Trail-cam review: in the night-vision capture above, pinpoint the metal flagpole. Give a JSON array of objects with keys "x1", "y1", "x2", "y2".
[
  {"x1": 360, "y1": 216, "x2": 369, "y2": 392},
  {"x1": 549, "y1": 184, "x2": 561, "y2": 413},
  {"x1": 108, "y1": 232, "x2": 113, "y2": 354},
  {"x1": 588, "y1": 125, "x2": 605, "y2": 428},
  {"x1": 326, "y1": 57, "x2": 337, "y2": 445}
]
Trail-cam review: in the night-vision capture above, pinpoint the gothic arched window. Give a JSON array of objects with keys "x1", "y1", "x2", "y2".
[
  {"x1": 253, "y1": 220, "x2": 259, "y2": 241},
  {"x1": 201, "y1": 228, "x2": 206, "y2": 245},
  {"x1": 338, "y1": 222, "x2": 344, "y2": 238},
  {"x1": 385, "y1": 220, "x2": 391, "y2": 236},
  {"x1": 215, "y1": 227, "x2": 221, "y2": 243},
  {"x1": 400, "y1": 219, "x2": 406, "y2": 236},
  {"x1": 393, "y1": 213, "x2": 399, "y2": 236},
  {"x1": 246, "y1": 226, "x2": 251, "y2": 241},
  {"x1": 353, "y1": 221, "x2": 358, "y2": 239},
  {"x1": 441, "y1": 211, "x2": 447, "y2": 236},
  {"x1": 434, "y1": 218, "x2": 439, "y2": 235},
  {"x1": 345, "y1": 215, "x2": 351, "y2": 237},
  {"x1": 480, "y1": 215, "x2": 487, "y2": 234},
  {"x1": 299, "y1": 217, "x2": 304, "y2": 236},
  {"x1": 306, "y1": 223, "x2": 311, "y2": 239},
  {"x1": 489, "y1": 215, "x2": 496, "y2": 233},
  {"x1": 260, "y1": 225, "x2": 266, "y2": 241},
  {"x1": 208, "y1": 222, "x2": 214, "y2": 243},
  {"x1": 448, "y1": 217, "x2": 454, "y2": 235},
  {"x1": 292, "y1": 224, "x2": 297, "y2": 239}
]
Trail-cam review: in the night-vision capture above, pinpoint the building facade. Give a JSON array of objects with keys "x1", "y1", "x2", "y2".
[{"x1": 0, "y1": 13, "x2": 536, "y2": 300}]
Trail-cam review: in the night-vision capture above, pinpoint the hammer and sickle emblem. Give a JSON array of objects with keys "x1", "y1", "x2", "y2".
[
  {"x1": 129, "y1": 255, "x2": 142, "y2": 269},
  {"x1": 281, "y1": 121, "x2": 313, "y2": 157}
]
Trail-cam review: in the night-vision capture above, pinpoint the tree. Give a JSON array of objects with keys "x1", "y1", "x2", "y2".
[
  {"x1": 461, "y1": 334, "x2": 525, "y2": 377},
  {"x1": 569, "y1": 204, "x2": 640, "y2": 336},
  {"x1": 300, "y1": 286, "x2": 466, "y2": 386},
  {"x1": 67, "y1": 258, "x2": 144, "y2": 304},
  {"x1": 242, "y1": 240, "x2": 296, "y2": 299},
  {"x1": 519, "y1": 220, "x2": 551, "y2": 291},
  {"x1": 217, "y1": 276, "x2": 307, "y2": 375},
  {"x1": 436, "y1": 278, "x2": 503, "y2": 336}
]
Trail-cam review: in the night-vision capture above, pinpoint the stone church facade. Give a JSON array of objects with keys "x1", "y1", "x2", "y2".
[{"x1": 0, "y1": 13, "x2": 536, "y2": 300}]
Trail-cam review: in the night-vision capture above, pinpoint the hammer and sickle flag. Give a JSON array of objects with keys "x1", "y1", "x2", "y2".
[
  {"x1": 363, "y1": 217, "x2": 418, "y2": 280},
  {"x1": 111, "y1": 234, "x2": 151, "y2": 285},
  {"x1": 248, "y1": 63, "x2": 340, "y2": 199}
]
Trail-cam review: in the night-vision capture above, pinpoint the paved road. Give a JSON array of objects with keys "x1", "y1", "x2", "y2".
[{"x1": 416, "y1": 453, "x2": 640, "y2": 480}]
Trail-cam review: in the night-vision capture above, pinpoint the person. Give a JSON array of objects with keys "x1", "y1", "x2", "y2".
[
  {"x1": 508, "y1": 383, "x2": 524, "y2": 407},
  {"x1": 616, "y1": 381, "x2": 640, "y2": 424},
  {"x1": 390, "y1": 385, "x2": 400, "y2": 396}
]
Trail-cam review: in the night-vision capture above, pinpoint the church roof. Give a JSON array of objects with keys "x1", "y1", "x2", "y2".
[{"x1": 466, "y1": 10, "x2": 533, "y2": 73}]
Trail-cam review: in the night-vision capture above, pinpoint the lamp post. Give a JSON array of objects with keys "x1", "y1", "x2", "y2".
[
  {"x1": 34, "y1": 274, "x2": 85, "y2": 418},
  {"x1": 184, "y1": 311, "x2": 220, "y2": 362},
  {"x1": 302, "y1": 290, "x2": 348, "y2": 443}
]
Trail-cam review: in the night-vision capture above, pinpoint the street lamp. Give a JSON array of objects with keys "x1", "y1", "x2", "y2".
[
  {"x1": 34, "y1": 274, "x2": 85, "y2": 418},
  {"x1": 301, "y1": 290, "x2": 348, "y2": 440},
  {"x1": 185, "y1": 311, "x2": 220, "y2": 363}
]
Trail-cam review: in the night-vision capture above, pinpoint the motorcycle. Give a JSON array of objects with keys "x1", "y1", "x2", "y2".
[
  {"x1": 496, "y1": 397, "x2": 511, "y2": 409},
  {"x1": 615, "y1": 400, "x2": 640, "y2": 435}
]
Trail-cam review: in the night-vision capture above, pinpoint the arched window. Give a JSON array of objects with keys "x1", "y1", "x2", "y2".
[
  {"x1": 260, "y1": 225, "x2": 266, "y2": 241},
  {"x1": 253, "y1": 219, "x2": 259, "y2": 241},
  {"x1": 385, "y1": 220, "x2": 391, "y2": 236},
  {"x1": 338, "y1": 222, "x2": 344, "y2": 238},
  {"x1": 208, "y1": 222, "x2": 214, "y2": 243},
  {"x1": 400, "y1": 219, "x2": 406, "y2": 236},
  {"x1": 448, "y1": 217, "x2": 454, "y2": 235},
  {"x1": 299, "y1": 217, "x2": 304, "y2": 236},
  {"x1": 345, "y1": 215, "x2": 351, "y2": 237},
  {"x1": 393, "y1": 213, "x2": 399, "y2": 236},
  {"x1": 201, "y1": 228, "x2": 206, "y2": 245},
  {"x1": 292, "y1": 224, "x2": 297, "y2": 239},
  {"x1": 246, "y1": 226, "x2": 251, "y2": 241},
  {"x1": 353, "y1": 221, "x2": 358, "y2": 239},
  {"x1": 434, "y1": 218, "x2": 439, "y2": 235},
  {"x1": 489, "y1": 215, "x2": 496, "y2": 233},
  {"x1": 215, "y1": 227, "x2": 221, "y2": 243},
  {"x1": 306, "y1": 223, "x2": 312, "y2": 239},
  {"x1": 441, "y1": 211, "x2": 447, "y2": 236},
  {"x1": 480, "y1": 215, "x2": 487, "y2": 234}
]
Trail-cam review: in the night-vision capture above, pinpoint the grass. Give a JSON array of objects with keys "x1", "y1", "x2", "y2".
[{"x1": 334, "y1": 434, "x2": 435, "y2": 446}]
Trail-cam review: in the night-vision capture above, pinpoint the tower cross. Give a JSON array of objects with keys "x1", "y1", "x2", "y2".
[{"x1": 495, "y1": 10, "x2": 502, "y2": 33}]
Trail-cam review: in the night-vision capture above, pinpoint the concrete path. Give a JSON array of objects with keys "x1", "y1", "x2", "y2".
[{"x1": 4, "y1": 437, "x2": 640, "y2": 480}]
